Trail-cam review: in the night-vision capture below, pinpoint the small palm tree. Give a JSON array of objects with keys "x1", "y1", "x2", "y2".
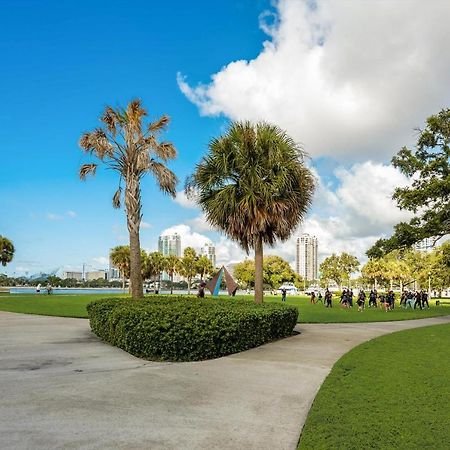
[
  {"x1": 164, "y1": 254, "x2": 180, "y2": 294},
  {"x1": 178, "y1": 247, "x2": 198, "y2": 295},
  {"x1": 110, "y1": 246, "x2": 130, "y2": 291},
  {"x1": 186, "y1": 121, "x2": 315, "y2": 303},
  {"x1": 0, "y1": 236, "x2": 15, "y2": 267},
  {"x1": 196, "y1": 255, "x2": 214, "y2": 280},
  {"x1": 79, "y1": 99, "x2": 178, "y2": 299}
]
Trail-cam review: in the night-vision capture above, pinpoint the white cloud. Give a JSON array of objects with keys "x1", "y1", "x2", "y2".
[
  {"x1": 140, "y1": 221, "x2": 152, "y2": 229},
  {"x1": 92, "y1": 256, "x2": 109, "y2": 267},
  {"x1": 67, "y1": 211, "x2": 77, "y2": 218},
  {"x1": 186, "y1": 214, "x2": 215, "y2": 233},
  {"x1": 173, "y1": 190, "x2": 199, "y2": 209},
  {"x1": 178, "y1": 0, "x2": 450, "y2": 160},
  {"x1": 160, "y1": 224, "x2": 211, "y2": 253},
  {"x1": 46, "y1": 213, "x2": 63, "y2": 221}
]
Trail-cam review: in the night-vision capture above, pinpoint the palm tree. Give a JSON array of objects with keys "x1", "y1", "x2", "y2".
[
  {"x1": 79, "y1": 99, "x2": 178, "y2": 299},
  {"x1": 141, "y1": 252, "x2": 163, "y2": 291},
  {"x1": 178, "y1": 247, "x2": 198, "y2": 295},
  {"x1": 186, "y1": 121, "x2": 315, "y2": 303},
  {"x1": 164, "y1": 254, "x2": 180, "y2": 294},
  {"x1": 196, "y1": 255, "x2": 214, "y2": 281},
  {"x1": 0, "y1": 236, "x2": 15, "y2": 267},
  {"x1": 110, "y1": 246, "x2": 130, "y2": 291}
]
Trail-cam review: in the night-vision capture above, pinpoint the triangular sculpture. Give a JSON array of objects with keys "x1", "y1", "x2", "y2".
[{"x1": 206, "y1": 266, "x2": 238, "y2": 296}]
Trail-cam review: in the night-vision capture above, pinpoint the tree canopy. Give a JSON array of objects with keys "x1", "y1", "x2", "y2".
[
  {"x1": 367, "y1": 108, "x2": 450, "y2": 257},
  {"x1": 186, "y1": 121, "x2": 315, "y2": 303},
  {"x1": 0, "y1": 236, "x2": 15, "y2": 267},
  {"x1": 233, "y1": 255, "x2": 301, "y2": 290},
  {"x1": 79, "y1": 99, "x2": 178, "y2": 298},
  {"x1": 319, "y1": 252, "x2": 360, "y2": 288}
]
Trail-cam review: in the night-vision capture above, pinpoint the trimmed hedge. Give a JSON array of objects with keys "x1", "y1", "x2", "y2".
[{"x1": 87, "y1": 296, "x2": 298, "y2": 361}]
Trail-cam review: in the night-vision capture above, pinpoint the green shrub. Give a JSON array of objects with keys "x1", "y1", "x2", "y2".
[{"x1": 87, "y1": 296, "x2": 298, "y2": 361}]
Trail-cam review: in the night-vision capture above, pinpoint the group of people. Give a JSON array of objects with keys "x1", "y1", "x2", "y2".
[
  {"x1": 35, "y1": 283, "x2": 53, "y2": 295},
  {"x1": 309, "y1": 288, "x2": 430, "y2": 312}
]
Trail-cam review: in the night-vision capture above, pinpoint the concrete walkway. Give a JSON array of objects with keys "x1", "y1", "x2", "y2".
[{"x1": 1, "y1": 312, "x2": 449, "y2": 450}]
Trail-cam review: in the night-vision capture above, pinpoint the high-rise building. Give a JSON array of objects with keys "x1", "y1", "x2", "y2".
[
  {"x1": 296, "y1": 233, "x2": 318, "y2": 281},
  {"x1": 108, "y1": 257, "x2": 122, "y2": 281},
  {"x1": 200, "y1": 242, "x2": 216, "y2": 268},
  {"x1": 158, "y1": 233, "x2": 181, "y2": 257},
  {"x1": 158, "y1": 233, "x2": 182, "y2": 281}
]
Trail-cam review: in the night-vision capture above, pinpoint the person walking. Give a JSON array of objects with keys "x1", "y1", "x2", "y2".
[
  {"x1": 281, "y1": 288, "x2": 287, "y2": 302},
  {"x1": 421, "y1": 290, "x2": 429, "y2": 309},
  {"x1": 310, "y1": 291, "x2": 316, "y2": 304},
  {"x1": 317, "y1": 291, "x2": 323, "y2": 304},
  {"x1": 348, "y1": 289, "x2": 354, "y2": 308},
  {"x1": 357, "y1": 290, "x2": 366, "y2": 312},
  {"x1": 325, "y1": 288, "x2": 332, "y2": 307},
  {"x1": 406, "y1": 291, "x2": 415, "y2": 309},
  {"x1": 36, "y1": 283, "x2": 41, "y2": 294},
  {"x1": 414, "y1": 290, "x2": 422, "y2": 310},
  {"x1": 388, "y1": 290, "x2": 395, "y2": 310},
  {"x1": 368, "y1": 290, "x2": 377, "y2": 308}
]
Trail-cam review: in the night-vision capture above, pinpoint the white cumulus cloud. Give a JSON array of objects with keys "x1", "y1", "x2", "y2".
[{"x1": 178, "y1": 0, "x2": 450, "y2": 160}]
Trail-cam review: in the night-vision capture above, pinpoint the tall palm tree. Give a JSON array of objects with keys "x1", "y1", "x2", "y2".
[
  {"x1": 0, "y1": 236, "x2": 15, "y2": 267},
  {"x1": 186, "y1": 121, "x2": 315, "y2": 303},
  {"x1": 110, "y1": 246, "x2": 131, "y2": 291},
  {"x1": 79, "y1": 99, "x2": 178, "y2": 299}
]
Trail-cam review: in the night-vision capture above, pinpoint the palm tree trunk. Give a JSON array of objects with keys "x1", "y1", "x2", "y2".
[
  {"x1": 188, "y1": 277, "x2": 191, "y2": 295},
  {"x1": 125, "y1": 176, "x2": 143, "y2": 299},
  {"x1": 170, "y1": 272, "x2": 174, "y2": 295},
  {"x1": 254, "y1": 235, "x2": 263, "y2": 304}
]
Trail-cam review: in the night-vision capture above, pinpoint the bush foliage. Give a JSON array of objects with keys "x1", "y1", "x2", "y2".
[{"x1": 87, "y1": 296, "x2": 298, "y2": 361}]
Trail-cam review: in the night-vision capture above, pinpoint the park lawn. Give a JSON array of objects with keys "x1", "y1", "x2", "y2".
[
  {"x1": 0, "y1": 294, "x2": 127, "y2": 318},
  {"x1": 297, "y1": 323, "x2": 450, "y2": 450},
  {"x1": 0, "y1": 293, "x2": 448, "y2": 323}
]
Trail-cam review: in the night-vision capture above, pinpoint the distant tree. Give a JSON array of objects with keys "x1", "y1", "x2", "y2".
[
  {"x1": 263, "y1": 255, "x2": 297, "y2": 289},
  {"x1": 186, "y1": 121, "x2": 315, "y2": 303},
  {"x1": 110, "y1": 246, "x2": 130, "y2": 291},
  {"x1": 233, "y1": 259, "x2": 255, "y2": 289},
  {"x1": 368, "y1": 109, "x2": 450, "y2": 257},
  {"x1": 233, "y1": 255, "x2": 300, "y2": 290},
  {"x1": 196, "y1": 255, "x2": 214, "y2": 280},
  {"x1": 0, "y1": 236, "x2": 15, "y2": 267},
  {"x1": 79, "y1": 99, "x2": 178, "y2": 299},
  {"x1": 163, "y1": 254, "x2": 180, "y2": 295},
  {"x1": 178, "y1": 247, "x2": 198, "y2": 294},
  {"x1": 141, "y1": 251, "x2": 164, "y2": 289},
  {"x1": 320, "y1": 253, "x2": 360, "y2": 289}
]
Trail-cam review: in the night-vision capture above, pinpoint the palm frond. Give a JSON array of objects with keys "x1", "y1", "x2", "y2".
[
  {"x1": 126, "y1": 99, "x2": 147, "y2": 135},
  {"x1": 112, "y1": 186, "x2": 122, "y2": 209},
  {"x1": 148, "y1": 160, "x2": 178, "y2": 197},
  {"x1": 148, "y1": 115, "x2": 170, "y2": 133},
  {"x1": 79, "y1": 163, "x2": 97, "y2": 180},
  {"x1": 154, "y1": 142, "x2": 177, "y2": 161}
]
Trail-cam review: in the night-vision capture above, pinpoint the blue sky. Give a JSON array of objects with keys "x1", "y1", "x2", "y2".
[{"x1": 1, "y1": 0, "x2": 449, "y2": 276}]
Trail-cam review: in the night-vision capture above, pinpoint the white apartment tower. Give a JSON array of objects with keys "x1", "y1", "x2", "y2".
[
  {"x1": 200, "y1": 242, "x2": 216, "y2": 268},
  {"x1": 296, "y1": 233, "x2": 318, "y2": 281},
  {"x1": 158, "y1": 233, "x2": 182, "y2": 257}
]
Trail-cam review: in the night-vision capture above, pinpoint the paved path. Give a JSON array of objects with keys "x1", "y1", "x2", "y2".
[{"x1": 1, "y1": 312, "x2": 449, "y2": 450}]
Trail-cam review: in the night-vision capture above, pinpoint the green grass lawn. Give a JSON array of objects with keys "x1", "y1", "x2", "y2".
[
  {"x1": 298, "y1": 323, "x2": 450, "y2": 449},
  {"x1": 0, "y1": 293, "x2": 448, "y2": 323}
]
